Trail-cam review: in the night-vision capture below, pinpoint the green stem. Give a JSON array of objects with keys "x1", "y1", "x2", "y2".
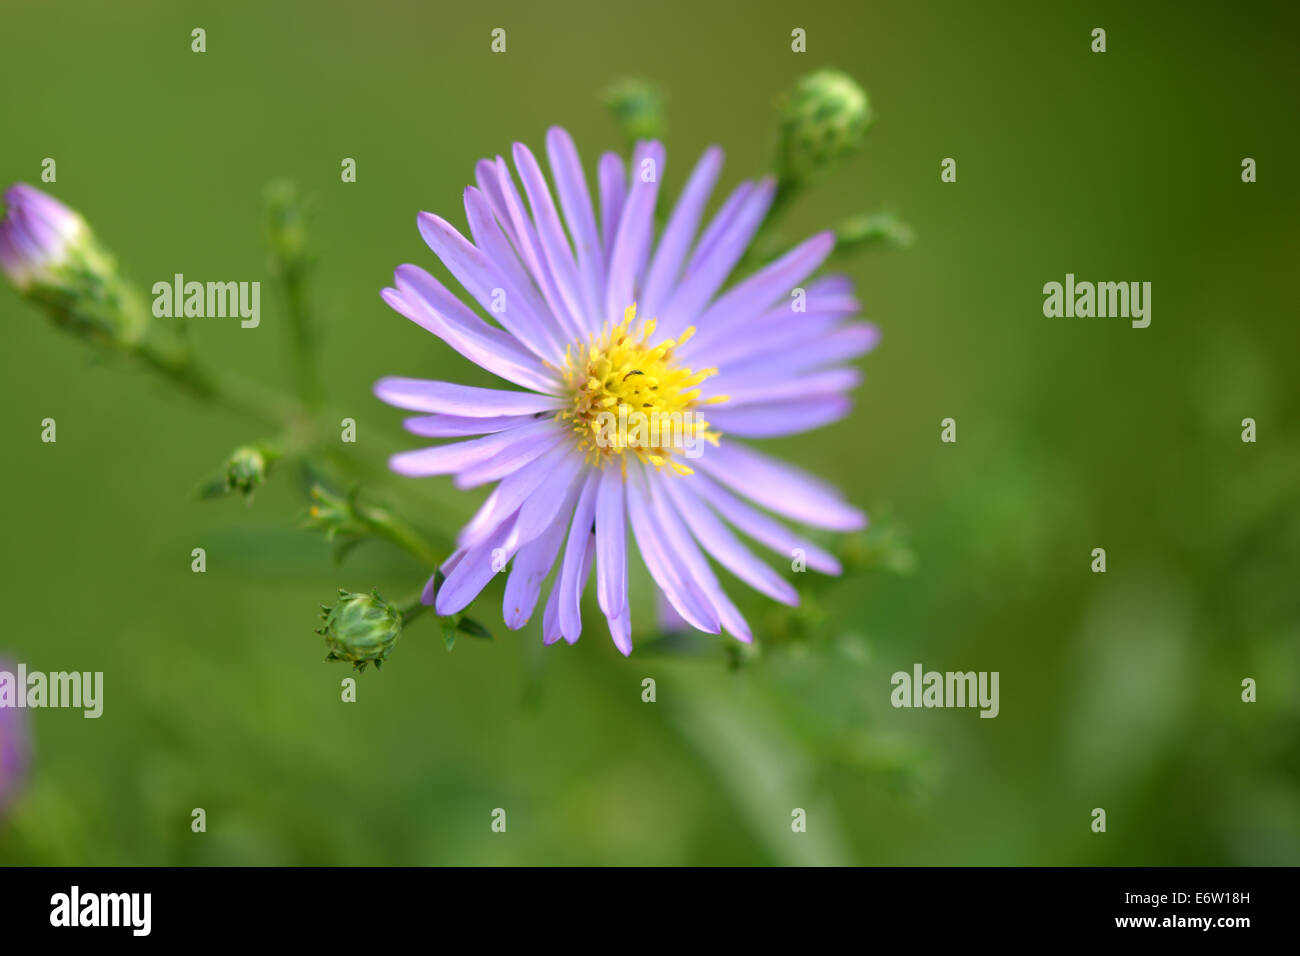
[
  {"x1": 361, "y1": 503, "x2": 443, "y2": 569},
  {"x1": 265, "y1": 181, "x2": 322, "y2": 409},
  {"x1": 766, "y1": 176, "x2": 803, "y2": 229},
  {"x1": 739, "y1": 176, "x2": 804, "y2": 271},
  {"x1": 133, "y1": 339, "x2": 290, "y2": 431},
  {"x1": 281, "y1": 266, "x2": 322, "y2": 408},
  {"x1": 122, "y1": 294, "x2": 462, "y2": 557},
  {"x1": 399, "y1": 595, "x2": 432, "y2": 627}
]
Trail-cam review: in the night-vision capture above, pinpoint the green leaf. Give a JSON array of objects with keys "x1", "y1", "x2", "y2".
[
  {"x1": 456, "y1": 617, "x2": 493, "y2": 640},
  {"x1": 330, "y1": 537, "x2": 363, "y2": 566},
  {"x1": 195, "y1": 475, "x2": 230, "y2": 500}
]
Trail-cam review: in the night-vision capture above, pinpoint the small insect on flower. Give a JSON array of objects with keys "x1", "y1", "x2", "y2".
[{"x1": 375, "y1": 128, "x2": 879, "y2": 654}]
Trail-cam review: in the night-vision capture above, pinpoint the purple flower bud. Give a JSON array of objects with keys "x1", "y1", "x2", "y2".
[
  {"x1": 0, "y1": 658, "x2": 30, "y2": 817},
  {"x1": 0, "y1": 183, "x2": 86, "y2": 292},
  {"x1": 1, "y1": 183, "x2": 148, "y2": 345}
]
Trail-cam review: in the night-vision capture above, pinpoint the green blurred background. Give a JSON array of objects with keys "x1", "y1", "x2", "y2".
[{"x1": 1, "y1": 0, "x2": 1297, "y2": 865}]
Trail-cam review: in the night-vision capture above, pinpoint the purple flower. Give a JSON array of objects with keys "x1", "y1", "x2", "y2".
[
  {"x1": 0, "y1": 660, "x2": 30, "y2": 816},
  {"x1": 0, "y1": 184, "x2": 86, "y2": 292},
  {"x1": 376, "y1": 129, "x2": 878, "y2": 654}
]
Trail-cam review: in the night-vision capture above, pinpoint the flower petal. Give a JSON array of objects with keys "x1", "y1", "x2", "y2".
[
  {"x1": 513, "y1": 141, "x2": 589, "y2": 336},
  {"x1": 452, "y1": 421, "x2": 567, "y2": 489},
  {"x1": 490, "y1": 155, "x2": 585, "y2": 343},
  {"x1": 501, "y1": 448, "x2": 588, "y2": 552},
  {"x1": 388, "y1": 419, "x2": 558, "y2": 478},
  {"x1": 605, "y1": 141, "x2": 666, "y2": 325},
  {"x1": 373, "y1": 376, "x2": 564, "y2": 416},
  {"x1": 626, "y1": 462, "x2": 720, "y2": 633},
  {"x1": 597, "y1": 152, "x2": 626, "y2": 261},
  {"x1": 562, "y1": 534, "x2": 597, "y2": 645},
  {"x1": 503, "y1": 482, "x2": 581, "y2": 629},
  {"x1": 715, "y1": 367, "x2": 861, "y2": 407},
  {"x1": 387, "y1": 265, "x2": 563, "y2": 394},
  {"x1": 416, "y1": 211, "x2": 565, "y2": 362},
  {"x1": 435, "y1": 515, "x2": 518, "y2": 615},
  {"x1": 706, "y1": 396, "x2": 852, "y2": 437},
  {"x1": 685, "y1": 231, "x2": 836, "y2": 355},
  {"x1": 658, "y1": 177, "x2": 776, "y2": 337},
  {"x1": 606, "y1": 606, "x2": 632, "y2": 656},
  {"x1": 557, "y1": 471, "x2": 601, "y2": 642},
  {"x1": 695, "y1": 440, "x2": 865, "y2": 530},
  {"x1": 646, "y1": 471, "x2": 751, "y2": 642},
  {"x1": 541, "y1": 560, "x2": 564, "y2": 646},
  {"x1": 459, "y1": 188, "x2": 573, "y2": 356},
  {"x1": 639, "y1": 145, "x2": 723, "y2": 320},
  {"x1": 689, "y1": 472, "x2": 842, "y2": 574},
  {"x1": 662, "y1": 477, "x2": 798, "y2": 605},
  {"x1": 401, "y1": 413, "x2": 539, "y2": 438},
  {"x1": 706, "y1": 319, "x2": 877, "y2": 376},
  {"x1": 545, "y1": 127, "x2": 605, "y2": 331},
  {"x1": 457, "y1": 442, "x2": 575, "y2": 549},
  {"x1": 656, "y1": 589, "x2": 689, "y2": 632},
  {"x1": 595, "y1": 465, "x2": 627, "y2": 619}
]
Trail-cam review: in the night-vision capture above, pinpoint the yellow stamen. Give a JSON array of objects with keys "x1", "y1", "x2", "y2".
[{"x1": 557, "y1": 303, "x2": 726, "y2": 473}]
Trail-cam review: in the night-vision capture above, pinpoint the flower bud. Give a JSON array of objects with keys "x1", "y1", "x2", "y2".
[
  {"x1": 0, "y1": 183, "x2": 147, "y2": 346},
  {"x1": 775, "y1": 70, "x2": 873, "y2": 187},
  {"x1": 305, "y1": 485, "x2": 363, "y2": 538},
  {"x1": 0, "y1": 657, "x2": 31, "y2": 817},
  {"x1": 0, "y1": 184, "x2": 85, "y2": 292},
  {"x1": 318, "y1": 589, "x2": 402, "y2": 672},
  {"x1": 603, "y1": 78, "x2": 665, "y2": 146},
  {"x1": 224, "y1": 445, "x2": 270, "y2": 497}
]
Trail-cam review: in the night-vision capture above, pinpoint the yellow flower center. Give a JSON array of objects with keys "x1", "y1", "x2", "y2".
[{"x1": 558, "y1": 304, "x2": 727, "y2": 475}]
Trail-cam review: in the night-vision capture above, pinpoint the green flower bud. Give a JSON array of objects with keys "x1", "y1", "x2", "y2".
[
  {"x1": 318, "y1": 589, "x2": 403, "y2": 672},
  {"x1": 1, "y1": 183, "x2": 148, "y2": 347},
  {"x1": 603, "y1": 78, "x2": 665, "y2": 146},
  {"x1": 225, "y1": 445, "x2": 270, "y2": 497},
  {"x1": 196, "y1": 444, "x2": 277, "y2": 501},
  {"x1": 264, "y1": 180, "x2": 313, "y2": 280},
  {"x1": 305, "y1": 485, "x2": 372, "y2": 563},
  {"x1": 305, "y1": 484, "x2": 442, "y2": 568},
  {"x1": 775, "y1": 70, "x2": 873, "y2": 187},
  {"x1": 305, "y1": 485, "x2": 362, "y2": 537}
]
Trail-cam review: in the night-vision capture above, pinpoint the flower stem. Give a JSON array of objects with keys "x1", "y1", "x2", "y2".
[
  {"x1": 360, "y1": 501, "x2": 443, "y2": 569},
  {"x1": 399, "y1": 596, "x2": 432, "y2": 627},
  {"x1": 265, "y1": 181, "x2": 322, "y2": 409},
  {"x1": 132, "y1": 338, "x2": 290, "y2": 431}
]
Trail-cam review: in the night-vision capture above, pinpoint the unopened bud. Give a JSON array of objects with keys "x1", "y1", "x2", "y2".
[
  {"x1": 0, "y1": 183, "x2": 147, "y2": 346},
  {"x1": 318, "y1": 589, "x2": 403, "y2": 673},
  {"x1": 603, "y1": 78, "x2": 665, "y2": 147},
  {"x1": 305, "y1": 485, "x2": 366, "y2": 540},
  {"x1": 225, "y1": 445, "x2": 270, "y2": 497},
  {"x1": 775, "y1": 70, "x2": 873, "y2": 187},
  {"x1": 0, "y1": 657, "x2": 31, "y2": 817}
]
